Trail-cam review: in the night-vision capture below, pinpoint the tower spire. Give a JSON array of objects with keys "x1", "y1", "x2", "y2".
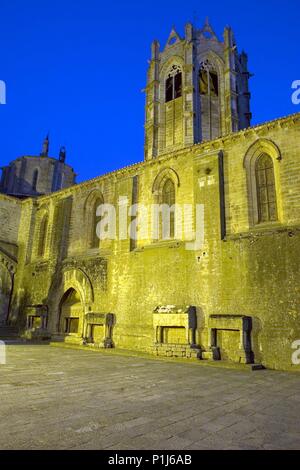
[
  {"x1": 59, "y1": 146, "x2": 66, "y2": 163},
  {"x1": 40, "y1": 134, "x2": 49, "y2": 157},
  {"x1": 200, "y1": 17, "x2": 217, "y2": 40}
]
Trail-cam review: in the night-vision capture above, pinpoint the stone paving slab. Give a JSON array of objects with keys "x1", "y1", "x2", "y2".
[{"x1": 0, "y1": 344, "x2": 300, "y2": 450}]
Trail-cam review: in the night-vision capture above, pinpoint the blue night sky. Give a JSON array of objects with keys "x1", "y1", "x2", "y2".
[{"x1": 0, "y1": 0, "x2": 299, "y2": 183}]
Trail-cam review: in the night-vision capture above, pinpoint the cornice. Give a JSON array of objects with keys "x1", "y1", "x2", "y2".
[{"x1": 18, "y1": 111, "x2": 300, "y2": 206}]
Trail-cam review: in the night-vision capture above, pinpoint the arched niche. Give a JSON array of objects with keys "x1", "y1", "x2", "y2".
[{"x1": 243, "y1": 138, "x2": 283, "y2": 227}]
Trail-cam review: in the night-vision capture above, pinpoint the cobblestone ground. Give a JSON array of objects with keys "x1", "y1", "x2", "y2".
[{"x1": 1, "y1": 344, "x2": 300, "y2": 450}]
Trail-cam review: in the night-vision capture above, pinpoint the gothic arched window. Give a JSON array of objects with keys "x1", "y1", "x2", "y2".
[
  {"x1": 199, "y1": 59, "x2": 221, "y2": 140},
  {"x1": 91, "y1": 196, "x2": 103, "y2": 248},
  {"x1": 32, "y1": 169, "x2": 39, "y2": 192},
  {"x1": 161, "y1": 178, "x2": 175, "y2": 238},
  {"x1": 165, "y1": 65, "x2": 182, "y2": 103},
  {"x1": 38, "y1": 215, "x2": 48, "y2": 258},
  {"x1": 255, "y1": 154, "x2": 277, "y2": 223},
  {"x1": 199, "y1": 61, "x2": 219, "y2": 97}
]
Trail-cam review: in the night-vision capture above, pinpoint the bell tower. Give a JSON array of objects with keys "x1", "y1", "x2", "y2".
[{"x1": 144, "y1": 19, "x2": 252, "y2": 160}]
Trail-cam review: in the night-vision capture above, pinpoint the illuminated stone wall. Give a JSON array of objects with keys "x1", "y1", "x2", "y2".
[
  {"x1": 0, "y1": 194, "x2": 20, "y2": 323},
  {"x1": 6, "y1": 112, "x2": 300, "y2": 370}
]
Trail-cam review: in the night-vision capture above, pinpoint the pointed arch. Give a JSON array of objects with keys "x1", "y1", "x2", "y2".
[
  {"x1": 152, "y1": 167, "x2": 179, "y2": 241},
  {"x1": 54, "y1": 267, "x2": 94, "y2": 335},
  {"x1": 160, "y1": 56, "x2": 184, "y2": 102},
  {"x1": 37, "y1": 213, "x2": 49, "y2": 258},
  {"x1": 59, "y1": 288, "x2": 82, "y2": 334},
  {"x1": 159, "y1": 56, "x2": 185, "y2": 150},
  {"x1": 199, "y1": 60, "x2": 219, "y2": 97},
  {"x1": 32, "y1": 203, "x2": 51, "y2": 260},
  {"x1": 197, "y1": 52, "x2": 224, "y2": 140},
  {"x1": 84, "y1": 189, "x2": 105, "y2": 249},
  {"x1": 243, "y1": 138, "x2": 282, "y2": 168},
  {"x1": 161, "y1": 178, "x2": 175, "y2": 238},
  {"x1": 165, "y1": 64, "x2": 182, "y2": 102},
  {"x1": 244, "y1": 139, "x2": 282, "y2": 226},
  {"x1": 199, "y1": 18, "x2": 218, "y2": 41},
  {"x1": 255, "y1": 154, "x2": 277, "y2": 223},
  {"x1": 165, "y1": 28, "x2": 182, "y2": 49},
  {"x1": 160, "y1": 55, "x2": 185, "y2": 80},
  {"x1": 152, "y1": 167, "x2": 180, "y2": 195},
  {"x1": 197, "y1": 51, "x2": 224, "y2": 83}
]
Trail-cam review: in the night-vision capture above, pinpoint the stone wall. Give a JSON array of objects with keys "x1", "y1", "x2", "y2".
[
  {"x1": 0, "y1": 194, "x2": 20, "y2": 323},
  {"x1": 0, "y1": 194, "x2": 21, "y2": 253},
  {"x1": 9, "y1": 112, "x2": 300, "y2": 370}
]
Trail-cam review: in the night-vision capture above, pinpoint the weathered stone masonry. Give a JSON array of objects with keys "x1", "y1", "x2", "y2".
[{"x1": 0, "y1": 20, "x2": 299, "y2": 370}]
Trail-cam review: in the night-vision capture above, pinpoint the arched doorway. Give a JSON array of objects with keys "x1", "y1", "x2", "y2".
[
  {"x1": 0, "y1": 263, "x2": 13, "y2": 325},
  {"x1": 59, "y1": 288, "x2": 84, "y2": 337},
  {"x1": 48, "y1": 267, "x2": 94, "y2": 339}
]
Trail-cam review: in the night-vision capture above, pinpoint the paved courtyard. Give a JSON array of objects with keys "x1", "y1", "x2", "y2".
[{"x1": 1, "y1": 344, "x2": 300, "y2": 450}]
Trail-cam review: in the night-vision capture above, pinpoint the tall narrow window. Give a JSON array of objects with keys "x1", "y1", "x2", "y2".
[
  {"x1": 161, "y1": 178, "x2": 175, "y2": 239},
  {"x1": 38, "y1": 215, "x2": 48, "y2": 258},
  {"x1": 199, "y1": 67, "x2": 219, "y2": 97},
  {"x1": 91, "y1": 197, "x2": 103, "y2": 248},
  {"x1": 165, "y1": 65, "x2": 182, "y2": 103},
  {"x1": 32, "y1": 169, "x2": 39, "y2": 192},
  {"x1": 174, "y1": 72, "x2": 182, "y2": 99},
  {"x1": 199, "y1": 60, "x2": 220, "y2": 140},
  {"x1": 166, "y1": 76, "x2": 173, "y2": 102},
  {"x1": 255, "y1": 154, "x2": 277, "y2": 223},
  {"x1": 209, "y1": 71, "x2": 219, "y2": 97},
  {"x1": 200, "y1": 70, "x2": 209, "y2": 95}
]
